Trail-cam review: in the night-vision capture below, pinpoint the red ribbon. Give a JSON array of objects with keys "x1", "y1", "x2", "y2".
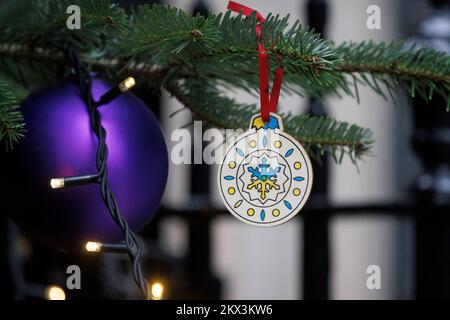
[{"x1": 227, "y1": 1, "x2": 284, "y2": 122}]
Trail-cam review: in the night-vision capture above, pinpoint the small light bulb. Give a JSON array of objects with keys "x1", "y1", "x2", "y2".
[
  {"x1": 50, "y1": 178, "x2": 65, "y2": 189},
  {"x1": 119, "y1": 77, "x2": 136, "y2": 92},
  {"x1": 151, "y1": 282, "x2": 164, "y2": 300},
  {"x1": 45, "y1": 286, "x2": 66, "y2": 300},
  {"x1": 85, "y1": 241, "x2": 102, "y2": 252}
]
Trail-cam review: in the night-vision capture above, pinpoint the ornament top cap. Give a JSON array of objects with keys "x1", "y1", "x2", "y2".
[{"x1": 249, "y1": 112, "x2": 284, "y2": 131}]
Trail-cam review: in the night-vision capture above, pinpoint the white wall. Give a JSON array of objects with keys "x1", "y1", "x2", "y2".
[{"x1": 326, "y1": 0, "x2": 416, "y2": 299}]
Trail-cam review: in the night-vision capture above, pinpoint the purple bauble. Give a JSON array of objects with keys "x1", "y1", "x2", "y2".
[{"x1": 0, "y1": 79, "x2": 168, "y2": 251}]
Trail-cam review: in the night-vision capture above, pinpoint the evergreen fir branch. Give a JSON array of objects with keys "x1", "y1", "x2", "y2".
[
  {"x1": 0, "y1": 75, "x2": 26, "y2": 150},
  {"x1": 166, "y1": 79, "x2": 373, "y2": 163},
  {"x1": 337, "y1": 41, "x2": 450, "y2": 107},
  {"x1": 123, "y1": 8, "x2": 344, "y2": 96},
  {"x1": 0, "y1": 0, "x2": 128, "y2": 52},
  {"x1": 0, "y1": 0, "x2": 31, "y2": 28},
  {"x1": 123, "y1": 5, "x2": 222, "y2": 58},
  {"x1": 0, "y1": 1, "x2": 449, "y2": 161},
  {"x1": 0, "y1": 2, "x2": 448, "y2": 102}
]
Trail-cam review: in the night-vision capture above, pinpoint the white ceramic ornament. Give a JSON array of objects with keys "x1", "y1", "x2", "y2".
[{"x1": 218, "y1": 113, "x2": 313, "y2": 226}]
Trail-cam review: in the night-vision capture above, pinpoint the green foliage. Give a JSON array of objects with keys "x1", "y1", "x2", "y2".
[
  {"x1": 0, "y1": 77, "x2": 25, "y2": 150},
  {"x1": 0, "y1": 0, "x2": 448, "y2": 164},
  {"x1": 0, "y1": 0, "x2": 128, "y2": 50},
  {"x1": 124, "y1": 5, "x2": 221, "y2": 59},
  {"x1": 167, "y1": 79, "x2": 373, "y2": 162},
  {"x1": 337, "y1": 41, "x2": 450, "y2": 107}
]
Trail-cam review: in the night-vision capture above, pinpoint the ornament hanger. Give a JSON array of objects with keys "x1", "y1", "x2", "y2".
[{"x1": 227, "y1": 1, "x2": 284, "y2": 122}]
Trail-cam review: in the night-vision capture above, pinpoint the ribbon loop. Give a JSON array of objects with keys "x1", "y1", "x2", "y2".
[{"x1": 227, "y1": 1, "x2": 284, "y2": 122}]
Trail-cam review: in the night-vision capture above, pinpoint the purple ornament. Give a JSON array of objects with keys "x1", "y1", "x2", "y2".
[{"x1": 0, "y1": 79, "x2": 168, "y2": 251}]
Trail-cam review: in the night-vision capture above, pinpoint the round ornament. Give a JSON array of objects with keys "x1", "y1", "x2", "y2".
[
  {"x1": 0, "y1": 78, "x2": 168, "y2": 251},
  {"x1": 218, "y1": 113, "x2": 313, "y2": 226}
]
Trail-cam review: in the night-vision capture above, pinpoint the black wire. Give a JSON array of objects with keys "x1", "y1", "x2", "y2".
[{"x1": 66, "y1": 48, "x2": 149, "y2": 299}]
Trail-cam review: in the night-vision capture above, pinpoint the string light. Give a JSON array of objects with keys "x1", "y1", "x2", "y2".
[
  {"x1": 85, "y1": 241, "x2": 102, "y2": 252},
  {"x1": 85, "y1": 241, "x2": 128, "y2": 254},
  {"x1": 150, "y1": 282, "x2": 164, "y2": 300},
  {"x1": 50, "y1": 178, "x2": 65, "y2": 189},
  {"x1": 118, "y1": 77, "x2": 136, "y2": 93},
  {"x1": 50, "y1": 174, "x2": 98, "y2": 189},
  {"x1": 64, "y1": 48, "x2": 148, "y2": 299},
  {"x1": 96, "y1": 76, "x2": 136, "y2": 107},
  {"x1": 45, "y1": 285, "x2": 66, "y2": 300}
]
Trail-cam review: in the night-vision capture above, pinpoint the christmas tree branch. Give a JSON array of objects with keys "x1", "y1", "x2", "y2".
[
  {"x1": 0, "y1": 40, "x2": 374, "y2": 160},
  {"x1": 0, "y1": 1, "x2": 449, "y2": 161},
  {"x1": 0, "y1": 40, "x2": 372, "y2": 160},
  {"x1": 337, "y1": 42, "x2": 450, "y2": 106},
  {"x1": 166, "y1": 80, "x2": 373, "y2": 163},
  {"x1": 0, "y1": 76, "x2": 25, "y2": 150}
]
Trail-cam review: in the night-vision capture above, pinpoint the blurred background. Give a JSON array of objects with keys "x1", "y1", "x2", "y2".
[{"x1": 1, "y1": 0, "x2": 450, "y2": 300}]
